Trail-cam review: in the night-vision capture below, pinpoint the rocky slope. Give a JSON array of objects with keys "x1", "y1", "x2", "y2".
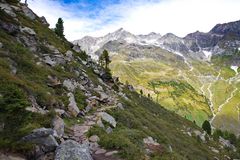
[{"x1": 0, "y1": 1, "x2": 239, "y2": 160}]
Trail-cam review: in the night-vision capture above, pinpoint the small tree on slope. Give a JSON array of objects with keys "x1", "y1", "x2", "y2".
[
  {"x1": 202, "y1": 120, "x2": 211, "y2": 135},
  {"x1": 54, "y1": 18, "x2": 65, "y2": 38}
]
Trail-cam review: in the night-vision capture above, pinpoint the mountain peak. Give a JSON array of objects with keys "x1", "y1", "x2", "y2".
[{"x1": 210, "y1": 20, "x2": 240, "y2": 35}]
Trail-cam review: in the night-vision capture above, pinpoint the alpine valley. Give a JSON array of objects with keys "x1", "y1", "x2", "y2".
[{"x1": 74, "y1": 20, "x2": 240, "y2": 134}]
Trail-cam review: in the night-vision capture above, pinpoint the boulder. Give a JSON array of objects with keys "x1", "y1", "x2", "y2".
[
  {"x1": 105, "y1": 127, "x2": 113, "y2": 134},
  {"x1": 47, "y1": 45, "x2": 60, "y2": 54},
  {"x1": 22, "y1": 5, "x2": 36, "y2": 20},
  {"x1": 65, "y1": 50, "x2": 73, "y2": 61},
  {"x1": 47, "y1": 75, "x2": 61, "y2": 87},
  {"x1": 0, "y1": 42, "x2": 2, "y2": 48},
  {"x1": 21, "y1": 128, "x2": 59, "y2": 153},
  {"x1": 99, "y1": 92, "x2": 108, "y2": 102},
  {"x1": 117, "y1": 103, "x2": 124, "y2": 110},
  {"x1": 52, "y1": 116, "x2": 64, "y2": 138},
  {"x1": 67, "y1": 92, "x2": 80, "y2": 117},
  {"x1": 40, "y1": 16, "x2": 49, "y2": 26},
  {"x1": 89, "y1": 135, "x2": 100, "y2": 143},
  {"x1": 99, "y1": 112, "x2": 117, "y2": 128},
  {"x1": 193, "y1": 130, "x2": 206, "y2": 142},
  {"x1": 20, "y1": 26, "x2": 36, "y2": 35},
  {"x1": 105, "y1": 151, "x2": 118, "y2": 156},
  {"x1": 95, "y1": 149, "x2": 106, "y2": 155},
  {"x1": 72, "y1": 45, "x2": 81, "y2": 53},
  {"x1": 63, "y1": 79, "x2": 79, "y2": 92},
  {"x1": 55, "y1": 140, "x2": 93, "y2": 160},
  {"x1": 43, "y1": 56, "x2": 56, "y2": 66}
]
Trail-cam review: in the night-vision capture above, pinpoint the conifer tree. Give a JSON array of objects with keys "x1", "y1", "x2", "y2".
[
  {"x1": 202, "y1": 120, "x2": 211, "y2": 135},
  {"x1": 54, "y1": 18, "x2": 65, "y2": 38}
]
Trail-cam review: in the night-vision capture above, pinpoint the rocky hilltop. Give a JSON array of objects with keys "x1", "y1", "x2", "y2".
[{"x1": 0, "y1": 0, "x2": 239, "y2": 160}]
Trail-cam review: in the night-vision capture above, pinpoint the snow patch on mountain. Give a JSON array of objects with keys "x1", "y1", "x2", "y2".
[
  {"x1": 203, "y1": 51, "x2": 212, "y2": 61},
  {"x1": 231, "y1": 66, "x2": 238, "y2": 75}
]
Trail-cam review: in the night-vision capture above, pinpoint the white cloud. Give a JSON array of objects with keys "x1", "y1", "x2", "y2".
[{"x1": 22, "y1": 0, "x2": 240, "y2": 41}]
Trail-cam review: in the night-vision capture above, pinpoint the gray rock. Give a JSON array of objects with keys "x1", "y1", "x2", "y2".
[
  {"x1": 0, "y1": 42, "x2": 2, "y2": 48},
  {"x1": 0, "y1": 20, "x2": 19, "y2": 35},
  {"x1": 22, "y1": 128, "x2": 59, "y2": 153},
  {"x1": 95, "y1": 149, "x2": 106, "y2": 155},
  {"x1": 99, "y1": 92, "x2": 108, "y2": 102},
  {"x1": 26, "y1": 96, "x2": 48, "y2": 115},
  {"x1": 55, "y1": 140, "x2": 93, "y2": 160},
  {"x1": 0, "y1": 3, "x2": 16, "y2": 17},
  {"x1": 67, "y1": 92, "x2": 80, "y2": 117},
  {"x1": 65, "y1": 50, "x2": 73, "y2": 61},
  {"x1": 63, "y1": 79, "x2": 79, "y2": 92},
  {"x1": 193, "y1": 130, "x2": 206, "y2": 142},
  {"x1": 40, "y1": 16, "x2": 49, "y2": 26},
  {"x1": 219, "y1": 137, "x2": 236, "y2": 151},
  {"x1": 99, "y1": 112, "x2": 117, "y2": 128},
  {"x1": 117, "y1": 103, "x2": 124, "y2": 110},
  {"x1": 52, "y1": 116, "x2": 64, "y2": 138},
  {"x1": 89, "y1": 142, "x2": 99, "y2": 152},
  {"x1": 89, "y1": 135, "x2": 100, "y2": 143},
  {"x1": 105, "y1": 127, "x2": 113, "y2": 134},
  {"x1": 22, "y1": 5, "x2": 36, "y2": 20},
  {"x1": 73, "y1": 45, "x2": 81, "y2": 53},
  {"x1": 47, "y1": 45, "x2": 60, "y2": 54},
  {"x1": 43, "y1": 56, "x2": 56, "y2": 66},
  {"x1": 20, "y1": 26, "x2": 36, "y2": 35},
  {"x1": 105, "y1": 151, "x2": 118, "y2": 156},
  {"x1": 143, "y1": 137, "x2": 159, "y2": 146}
]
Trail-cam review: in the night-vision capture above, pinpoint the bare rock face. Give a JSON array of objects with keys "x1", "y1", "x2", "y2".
[
  {"x1": 55, "y1": 140, "x2": 93, "y2": 160},
  {"x1": 67, "y1": 92, "x2": 80, "y2": 117}
]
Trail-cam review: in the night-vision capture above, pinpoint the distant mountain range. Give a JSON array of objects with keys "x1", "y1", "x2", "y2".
[{"x1": 73, "y1": 20, "x2": 240, "y2": 62}]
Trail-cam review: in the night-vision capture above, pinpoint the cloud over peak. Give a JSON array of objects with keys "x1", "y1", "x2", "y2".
[{"x1": 23, "y1": 0, "x2": 240, "y2": 40}]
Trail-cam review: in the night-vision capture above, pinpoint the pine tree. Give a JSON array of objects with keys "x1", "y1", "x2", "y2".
[
  {"x1": 54, "y1": 18, "x2": 65, "y2": 38},
  {"x1": 202, "y1": 120, "x2": 211, "y2": 135},
  {"x1": 99, "y1": 50, "x2": 111, "y2": 69}
]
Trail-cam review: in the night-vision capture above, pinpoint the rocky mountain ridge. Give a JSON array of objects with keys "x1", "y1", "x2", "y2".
[{"x1": 74, "y1": 20, "x2": 240, "y2": 62}]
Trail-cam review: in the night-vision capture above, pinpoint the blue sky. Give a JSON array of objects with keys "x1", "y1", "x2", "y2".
[{"x1": 23, "y1": 0, "x2": 240, "y2": 40}]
